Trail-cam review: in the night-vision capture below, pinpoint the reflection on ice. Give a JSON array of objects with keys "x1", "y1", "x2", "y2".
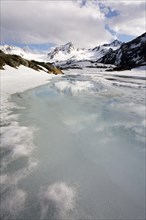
[
  {"x1": 0, "y1": 68, "x2": 145, "y2": 219},
  {"x1": 1, "y1": 188, "x2": 26, "y2": 219},
  {"x1": 39, "y1": 182, "x2": 76, "y2": 219},
  {"x1": 52, "y1": 79, "x2": 106, "y2": 95}
]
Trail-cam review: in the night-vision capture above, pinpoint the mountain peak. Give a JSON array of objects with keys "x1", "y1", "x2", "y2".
[
  {"x1": 61, "y1": 42, "x2": 75, "y2": 52},
  {"x1": 111, "y1": 39, "x2": 123, "y2": 47},
  {"x1": 64, "y1": 42, "x2": 74, "y2": 47},
  {"x1": 97, "y1": 32, "x2": 146, "y2": 68},
  {"x1": 48, "y1": 42, "x2": 77, "y2": 59},
  {"x1": 103, "y1": 40, "x2": 123, "y2": 47}
]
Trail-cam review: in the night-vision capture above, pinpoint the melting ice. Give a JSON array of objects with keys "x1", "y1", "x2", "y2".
[{"x1": 0, "y1": 68, "x2": 145, "y2": 219}]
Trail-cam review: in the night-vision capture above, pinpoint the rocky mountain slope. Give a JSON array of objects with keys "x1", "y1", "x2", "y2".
[
  {"x1": 47, "y1": 40, "x2": 122, "y2": 62},
  {"x1": 0, "y1": 50, "x2": 63, "y2": 75},
  {"x1": 102, "y1": 40, "x2": 123, "y2": 47},
  {"x1": 47, "y1": 40, "x2": 122, "y2": 70},
  {"x1": 97, "y1": 32, "x2": 146, "y2": 69},
  {"x1": 48, "y1": 35, "x2": 146, "y2": 70},
  {"x1": 1, "y1": 33, "x2": 145, "y2": 71},
  {"x1": 48, "y1": 42, "x2": 76, "y2": 59}
]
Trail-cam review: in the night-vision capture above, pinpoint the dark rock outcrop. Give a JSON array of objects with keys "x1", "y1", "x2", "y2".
[
  {"x1": 0, "y1": 50, "x2": 63, "y2": 75},
  {"x1": 97, "y1": 32, "x2": 146, "y2": 69},
  {"x1": 102, "y1": 40, "x2": 123, "y2": 47}
]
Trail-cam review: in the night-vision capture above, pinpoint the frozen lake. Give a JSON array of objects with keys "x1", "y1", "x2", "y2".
[{"x1": 1, "y1": 69, "x2": 145, "y2": 219}]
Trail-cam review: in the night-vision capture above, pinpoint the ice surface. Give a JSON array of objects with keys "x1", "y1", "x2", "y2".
[
  {"x1": 0, "y1": 66, "x2": 57, "y2": 219},
  {"x1": 0, "y1": 66, "x2": 145, "y2": 219},
  {"x1": 39, "y1": 182, "x2": 76, "y2": 219}
]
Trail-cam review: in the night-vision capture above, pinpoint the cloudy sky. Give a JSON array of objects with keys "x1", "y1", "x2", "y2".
[{"x1": 1, "y1": 0, "x2": 146, "y2": 49}]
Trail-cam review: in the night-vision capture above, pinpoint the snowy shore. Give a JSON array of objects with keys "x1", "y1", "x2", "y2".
[
  {"x1": 1, "y1": 65, "x2": 59, "y2": 114},
  {"x1": 1, "y1": 65, "x2": 145, "y2": 99},
  {"x1": 1, "y1": 64, "x2": 145, "y2": 121}
]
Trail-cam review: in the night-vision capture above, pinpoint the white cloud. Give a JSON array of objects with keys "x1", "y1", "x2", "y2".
[
  {"x1": 1, "y1": 0, "x2": 145, "y2": 47},
  {"x1": 1, "y1": 0, "x2": 113, "y2": 48},
  {"x1": 103, "y1": 0, "x2": 145, "y2": 37}
]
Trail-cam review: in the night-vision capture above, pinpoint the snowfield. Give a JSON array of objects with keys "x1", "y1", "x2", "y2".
[
  {"x1": 1, "y1": 65, "x2": 145, "y2": 106},
  {"x1": 0, "y1": 65, "x2": 58, "y2": 115},
  {"x1": 0, "y1": 65, "x2": 146, "y2": 220}
]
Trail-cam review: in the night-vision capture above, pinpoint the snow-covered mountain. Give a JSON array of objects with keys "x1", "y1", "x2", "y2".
[
  {"x1": 47, "y1": 40, "x2": 123, "y2": 66},
  {"x1": 0, "y1": 45, "x2": 28, "y2": 56},
  {"x1": 48, "y1": 42, "x2": 76, "y2": 60},
  {"x1": 102, "y1": 39, "x2": 123, "y2": 48},
  {"x1": 92, "y1": 40, "x2": 122, "y2": 52},
  {"x1": 97, "y1": 32, "x2": 146, "y2": 69},
  {"x1": 0, "y1": 45, "x2": 46, "y2": 61},
  {"x1": 52, "y1": 34, "x2": 145, "y2": 70},
  {"x1": 1, "y1": 33, "x2": 145, "y2": 70},
  {"x1": 0, "y1": 40, "x2": 123, "y2": 67},
  {"x1": 48, "y1": 42, "x2": 88, "y2": 61}
]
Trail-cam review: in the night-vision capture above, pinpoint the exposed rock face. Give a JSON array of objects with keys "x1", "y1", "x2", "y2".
[
  {"x1": 0, "y1": 50, "x2": 63, "y2": 75},
  {"x1": 48, "y1": 42, "x2": 76, "y2": 59},
  {"x1": 47, "y1": 40, "x2": 123, "y2": 68},
  {"x1": 97, "y1": 32, "x2": 146, "y2": 69},
  {"x1": 102, "y1": 40, "x2": 123, "y2": 47},
  {"x1": 1, "y1": 33, "x2": 145, "y2": 71}
]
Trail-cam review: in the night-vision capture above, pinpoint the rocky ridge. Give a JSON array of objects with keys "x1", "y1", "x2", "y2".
[
  {"x1": 97, "y1": 32, "x2": 146, "y2": 69},
  {"x1": 0, "y1": 50, "x2": 63, "y2": 75}
]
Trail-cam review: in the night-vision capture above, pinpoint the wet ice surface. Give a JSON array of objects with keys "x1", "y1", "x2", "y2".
[{"x1": 0, "y1": 68, "x2": 145, "y2": 219}]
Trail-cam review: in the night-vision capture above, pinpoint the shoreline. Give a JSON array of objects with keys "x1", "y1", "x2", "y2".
[{"x1": 0, "y1": 65, "x2": 60, "y2": 119}]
